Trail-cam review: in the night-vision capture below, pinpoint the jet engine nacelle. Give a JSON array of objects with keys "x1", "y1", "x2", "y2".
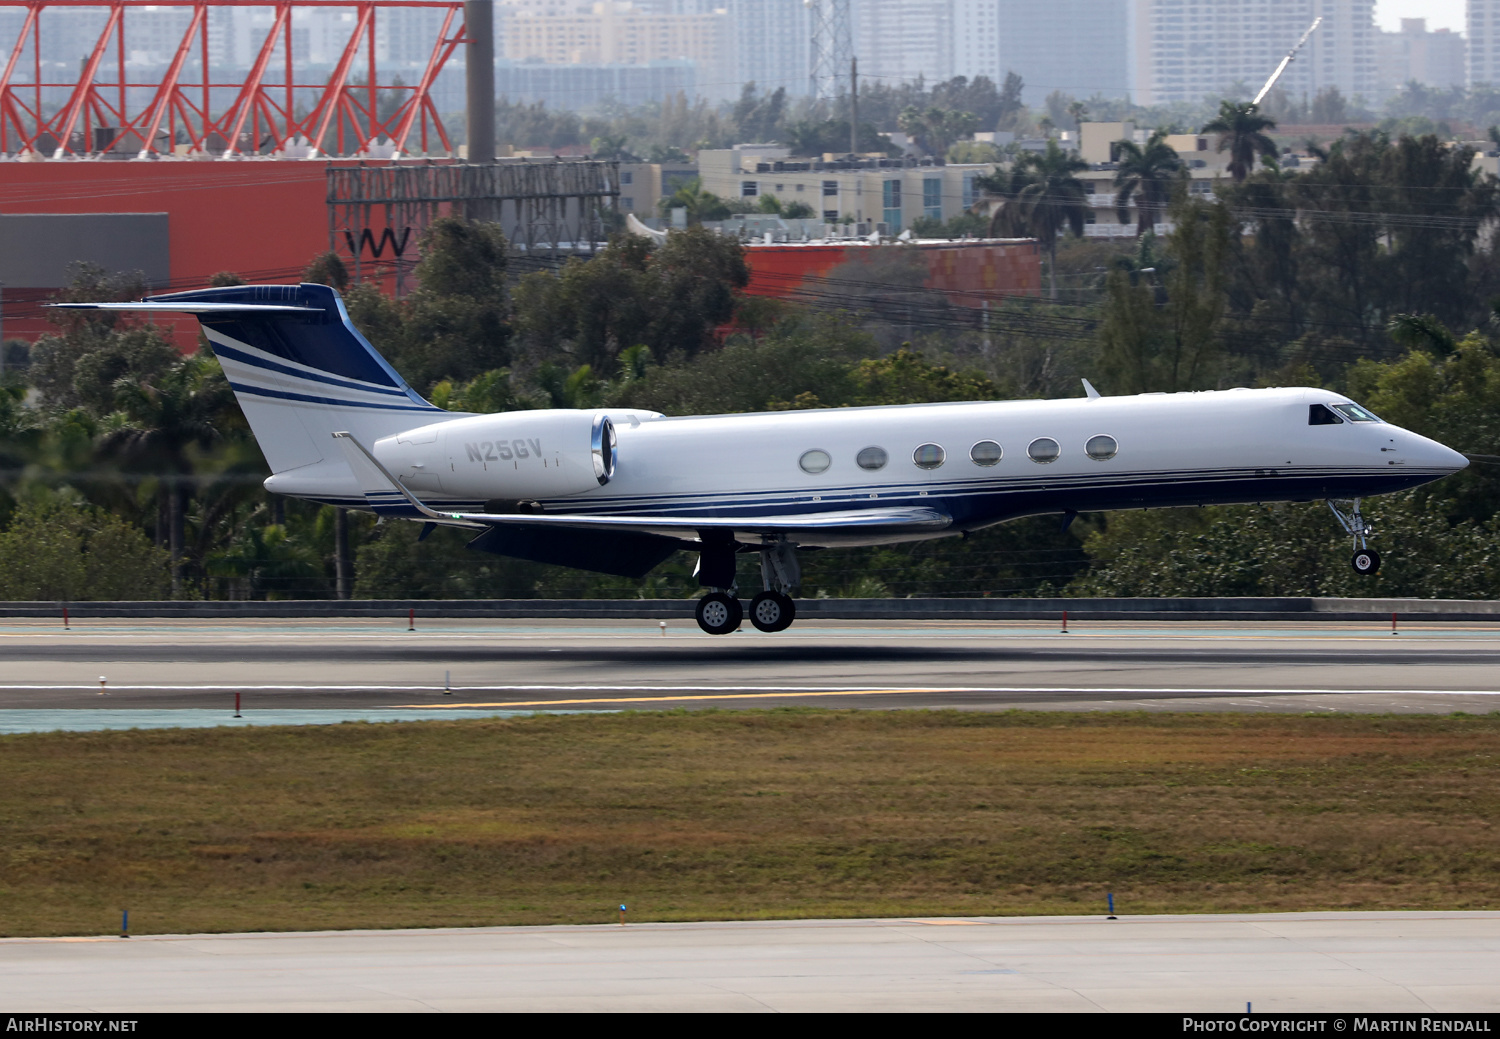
[{"x1": 375, "y1": 409, "x2": 652, "y2": 500}]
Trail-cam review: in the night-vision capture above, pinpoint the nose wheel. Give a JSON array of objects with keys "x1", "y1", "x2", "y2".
[
  {"x1": 695, "y1": 592, "x2": 742, "y2": 635},
  {"x1": 1328, "y1": 499, "x2": 1381, "y2": 575}
]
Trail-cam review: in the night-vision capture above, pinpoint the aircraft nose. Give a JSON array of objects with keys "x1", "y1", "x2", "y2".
[{"x1": 1411, "y1": 434, "x2": 1469, "y2": 473}]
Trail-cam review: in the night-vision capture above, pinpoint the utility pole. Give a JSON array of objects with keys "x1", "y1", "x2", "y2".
[
  {"x1": 849, "y1": 56, "x2": 858, "y2": 155},
  {"x1": 465, "y1": 0, "x2": 495, "y2": 163}
]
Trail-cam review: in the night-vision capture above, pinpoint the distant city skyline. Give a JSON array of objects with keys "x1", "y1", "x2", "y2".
[{"x1": 1377, "y1": 1, "x2": 1463, "y2": 33}]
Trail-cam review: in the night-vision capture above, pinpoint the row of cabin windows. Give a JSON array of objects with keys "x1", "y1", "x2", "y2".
[{"x1": 798, "y1": 436, "x2": 1119, "y2": 475}]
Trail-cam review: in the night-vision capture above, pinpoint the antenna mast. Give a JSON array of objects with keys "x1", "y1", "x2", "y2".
[{"x1": 806, "y1": 0, "x2": 853, "y2": 103}]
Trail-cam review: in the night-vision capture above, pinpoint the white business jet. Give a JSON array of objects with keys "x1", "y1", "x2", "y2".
[{"x1": 59, "y1": 283, "x2": 1469, "y2": 635}]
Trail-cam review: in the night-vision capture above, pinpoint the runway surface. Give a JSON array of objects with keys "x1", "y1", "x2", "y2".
[
  {"x1": 2, "y1": 617, "x2": 1500, "y2": 723},
  {"x1": 3, "y1": 912, "x2": 1497, "y2": 1012}
]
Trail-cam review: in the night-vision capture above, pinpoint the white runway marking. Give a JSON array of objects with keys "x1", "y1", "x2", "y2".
[{"x1": 4, "y1": 683, "x2": 1500, "y2": 701}]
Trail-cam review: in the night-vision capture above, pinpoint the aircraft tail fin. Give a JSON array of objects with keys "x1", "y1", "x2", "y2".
[{"x1": 59, "y1": 283, "x2": 446, "y2": 479}]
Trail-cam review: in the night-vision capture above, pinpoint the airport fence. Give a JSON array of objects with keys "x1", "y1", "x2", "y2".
[{"x1": 2, "y1": 597, "x2": 1500, "y2": 622}]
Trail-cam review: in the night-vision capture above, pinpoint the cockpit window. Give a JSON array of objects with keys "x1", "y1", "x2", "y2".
[
  {"x1": 1309, "y1": 404, "x2": 1343, "y2": 425},
  {"x1": 1331, "y1": 403, "x2": 1382, "y2": 423}
]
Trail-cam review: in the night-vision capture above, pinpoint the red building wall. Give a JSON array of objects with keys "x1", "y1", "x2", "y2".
[
  {"x1": 741, "y1": 239, "x2": 1042, "y2": 308},
  {"x1": 0, "y1": 160, "x2": 328, "y2": 344}
]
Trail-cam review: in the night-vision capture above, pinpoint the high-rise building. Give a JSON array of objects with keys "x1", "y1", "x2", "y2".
[
  {"x1": 1470, "y1": 0, "x2": 1500, "y2": 87},
  {"x1": 995, "y1": 0, "x2": 1129, "y2": 99},
  {"x1": 725, "y1": 0, "x2": 810, "y2": 98},
  {"x1": 854, "y1": 0, "x2": 954, "y2": 86},
  {"x1": 498, "y1": 3, "x2": 728, "y2": 68},
  {"x1": 1376, "y1": 18, "x2": 1464, "y2": 97},
  {"x1": 952, "y1": 0, "x2": 1001, "y2": 84},
  {"x1": 1127, "y1": 0, "x2": 1376, "y2": 107}
]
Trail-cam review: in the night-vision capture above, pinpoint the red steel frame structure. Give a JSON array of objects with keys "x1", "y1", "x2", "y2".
[{"x1": 0, "y1": 0, "x2": 467, "y2": 159}]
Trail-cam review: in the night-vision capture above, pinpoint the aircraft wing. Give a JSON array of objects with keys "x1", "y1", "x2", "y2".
[{"x1": 447, "y1": 506, "x2": 952, "y2": 538}]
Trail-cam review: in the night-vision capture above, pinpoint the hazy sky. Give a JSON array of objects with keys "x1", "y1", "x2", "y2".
[{"x1": 1378, "y1": 1, "x2": 1465, "y2": 33}]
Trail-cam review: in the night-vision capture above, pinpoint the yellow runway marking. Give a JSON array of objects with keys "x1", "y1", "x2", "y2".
[
  {"x1": 392, "y1": 688, "x2": 951, "y2": 709},
  {"x1": 908, "y1": 919, "x2": 986, "y2": 926}
]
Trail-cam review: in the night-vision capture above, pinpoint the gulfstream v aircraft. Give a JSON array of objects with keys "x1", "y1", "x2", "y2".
[{"x1": 60, "y1": 283, "x2": 1469, "y2": 635}]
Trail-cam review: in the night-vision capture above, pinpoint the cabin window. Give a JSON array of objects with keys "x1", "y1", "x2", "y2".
[
  {"x1": 1331, "y1": 403, "x2": 1382, "y2": 423},
  {"x1": 857, "y1": 446, "x2": 888, "y2": 470},
  {"x1": 1309, "y1": 404, "x2": 1343, "y2": 425},
  {"x1": 913, "y1": 443, "x2": 946, "y2": 469},
  {"x1": 1085, "y1": 434, "x2": 1118, "y2": 460},
  {"x1": 799, "y1": 449, "x2": 832, "y2": 474},
  {"x1": 1027, "y1": 437, "x2": 1060, "y2": 463},
  {"x1": 970, "y1": 441, "x2": 1002, "y2": 466}
]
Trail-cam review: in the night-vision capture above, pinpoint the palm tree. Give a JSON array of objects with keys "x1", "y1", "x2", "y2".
[
  {"x1": 1114, "y1": 130, "x2": 1186, "y2": 235},
  {"x1": 1201, "y1": 100, "x2": 1278, "y2": 181},
  {"x1": 100, "y1": 352, "x2": 237, "y2": 595},
  {"x1": 979, "y1": 139, "x2": 1090, "y2": 298},
  {"x1": 657, "y1": 177, "x2": 730, "y2": 225}
]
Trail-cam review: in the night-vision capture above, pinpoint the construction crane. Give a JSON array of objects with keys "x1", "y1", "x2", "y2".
[{"x1": 1253, "y1": 17, "x2": 1322, "y2": 106}]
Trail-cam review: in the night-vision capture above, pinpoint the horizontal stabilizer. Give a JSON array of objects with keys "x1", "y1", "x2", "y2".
[{"x1": 49, "y1": 302, "x2": 320, "y2": 313}]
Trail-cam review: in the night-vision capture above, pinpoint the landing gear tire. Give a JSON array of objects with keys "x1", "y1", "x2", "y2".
[
  {"x1": 749, "y1": 591, "x2": 796, "y2": 633},
  {"x1": 695, "y1": 592, "x2": 742, "y2": 635},
  {"x1": 1352, "y1": 549, "x2": 1381, "y2": 575}
]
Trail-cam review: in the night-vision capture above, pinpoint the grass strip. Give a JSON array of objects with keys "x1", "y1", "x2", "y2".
[{"x1": 1, "y1": 709, "x2": 1498, "y2": 936}]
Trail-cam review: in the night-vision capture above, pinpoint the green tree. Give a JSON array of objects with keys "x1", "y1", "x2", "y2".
[
  {"x1": 979, "y1": 139, "x2": 1090, "y2": 298},
  {"x1": 897, "y1": 106, "x2": 979, "y2": 157},
  {"x1": 99, "y1": 352, "x2": 239, "y2": 595},
  {"x1": 657, "y1": 177, "x2": 732, "y2": 224},
  {"x1": 0, "y1": 498, "x2": 170, "y2": 600},
  {"x1": 514, "y1": 227, "x2": 747, "y2": 372},
  {"x1": 303, "y1": 252, "x2": 350, "y2": 290},
  {"x1": 1098, "y1": 195, "x2": 1230, "y2": 393},
  {"x1": 1113, "y1": 129, "x2": 1186, "y2": 235},
  {"x1": 1201, "y1": 100, "x2": 1278, "y2": 181},
  {"x1": 396, "y1": 217, "x2": 512, "y2": 391},
  {"x1": 29, "y1": 264, "x2": 178, "y2": 416}
]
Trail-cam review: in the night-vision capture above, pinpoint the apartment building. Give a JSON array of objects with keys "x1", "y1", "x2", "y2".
[
  {"x1": 698, "y1": 148, "x2": 997, "y2": 233},
  {"x1": 498, "y1": 1, "x2": 728, "y2": 68},
  {"x1": 1470, "y1": 0, "x2": 1500, "y2": 88},
  {"x1": 617, "y1": 160, "x2": 699, "y2": 215},
  {"x1": 1128, "y1": 0, "x2": 1376, "y2": 106},
  {"x1": 1376, "y1": 18, "x2": 1464, "y2": 97},
  {"x1": 854, "y1": 0, "x2": 955, "y2": 85},
  {"x1": 996, "y1": 0, "x2": 1130, "y2": 98}
]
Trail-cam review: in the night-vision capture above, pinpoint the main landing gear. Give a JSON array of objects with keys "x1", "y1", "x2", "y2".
[
  {"x1": 749, "y1": 537, "x2": 798, "y2": 633},
  {"x1": 1328, "y1": 498, "x2": 1381, "y2": 575},
  {"x1": 692, "y1": 534, "x2": 800, "y2": 635}
]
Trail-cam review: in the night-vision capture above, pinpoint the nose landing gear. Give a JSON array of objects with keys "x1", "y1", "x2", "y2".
[{"x1": 1328, "y1": 498, "x2": 1380, "y2": 575}]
